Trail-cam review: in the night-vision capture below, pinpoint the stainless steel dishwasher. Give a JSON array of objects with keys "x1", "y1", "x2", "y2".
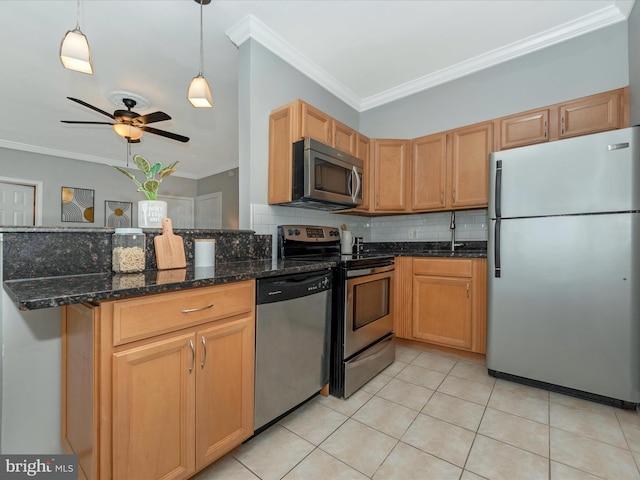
[{"x1": 254, "y1": 269, "x2": 332, "y2": 433}]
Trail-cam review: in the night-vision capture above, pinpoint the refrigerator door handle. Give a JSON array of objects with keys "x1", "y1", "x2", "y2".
[
  {"x1": 494, "y1": 218, "x2": 501, "y2": 278},
  {"x1": 495, "y1": 160, "x2": 502, "y2": 218}
]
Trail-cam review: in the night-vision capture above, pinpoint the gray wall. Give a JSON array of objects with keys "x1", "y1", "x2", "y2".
[
  {"x1": 197, "y1": 167, "x2": 239, "y2": 229},
  {"x1": 360, "y1": 22, "x2": 629, "y2": 137},
  {"x1": 237, "y1": 40, "x2": 360, "y2": 228},
  {"x1": 0, "y1": 147, "x2": 197, "y2": 227},
  {"x1": 237, "y1": 23, "x2": 630, "y2": 230},
  {"x1": 629, "y1": 3, "x2": 640, "y2": 125}
]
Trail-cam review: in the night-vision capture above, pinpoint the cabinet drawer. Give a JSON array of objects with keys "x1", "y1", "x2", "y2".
[
  {"x1": 412, "y1": 258, "x2": 472, "y2": 277},
  {"x1": 112, "y1": 280, "x2": 254, "y2": 345}
]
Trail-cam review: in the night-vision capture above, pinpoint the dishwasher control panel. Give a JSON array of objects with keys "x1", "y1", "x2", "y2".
[{"x1": 256, "y1": 271, "x2": 333, "y2": 305}]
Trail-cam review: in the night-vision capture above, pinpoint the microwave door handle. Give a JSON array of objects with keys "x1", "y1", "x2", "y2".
[{"x1": 351, "y1": 166, "x2": 361, "y2": 202}]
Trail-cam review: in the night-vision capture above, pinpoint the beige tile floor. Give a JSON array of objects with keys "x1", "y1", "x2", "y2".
[{"x1": 194, "y1": 342, "x2": 640, "y2": 480}]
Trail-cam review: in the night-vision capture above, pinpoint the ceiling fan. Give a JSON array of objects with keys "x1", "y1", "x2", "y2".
[{"x1": 61, "y1": 96, "x2": 190, "y2": 143}]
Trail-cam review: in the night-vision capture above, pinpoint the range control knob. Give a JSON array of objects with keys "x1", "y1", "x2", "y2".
[{"x1": 295, "y1": 229, "x2": 301, "y2": 235}]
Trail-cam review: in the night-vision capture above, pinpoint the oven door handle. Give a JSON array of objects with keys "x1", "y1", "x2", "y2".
[{"x1": 347, "y1": 264, "x2": 395, "y2": 278}]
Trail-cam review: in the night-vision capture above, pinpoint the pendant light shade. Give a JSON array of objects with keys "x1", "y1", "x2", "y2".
[
  {"x1": 188, "y1": 75, "x2": 213, "y2": 108},
  {"x1": 113, "y1": 124, "x2": 143, "y2": 141},
  {"x1": 59, "y1": 1, "x2": 93, "y2": 74},
  {"x1": 187, "y1": 0, "x2": 213, "y2": 108}
]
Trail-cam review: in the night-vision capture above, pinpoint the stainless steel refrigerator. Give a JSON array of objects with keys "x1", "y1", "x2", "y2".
[{"x1": 487, "y1": 126, "x2": 640, "y2": 408}]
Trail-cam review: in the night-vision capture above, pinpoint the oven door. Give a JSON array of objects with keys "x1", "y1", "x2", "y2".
[{"x1": 344, "y1": 264, "x2": 394, "y2": 358}]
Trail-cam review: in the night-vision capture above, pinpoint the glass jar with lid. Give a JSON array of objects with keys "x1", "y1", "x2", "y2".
[{"x1": 112, "y1": 228, "x2": 146, "y2": 273}]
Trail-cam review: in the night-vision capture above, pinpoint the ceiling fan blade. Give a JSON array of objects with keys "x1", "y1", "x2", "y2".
[
  {"x1": 140, "y1": 126, "x2": 190, "y2": 143},
  {"x1": 67, "y1": 97, "x2": 115, "y2": 119},
  {"x1": 133, "y1": 111, "x2": 171, "y2": 125},
  {"x1": 61, "y1": 120, "x2": 115, "y2": 125}
]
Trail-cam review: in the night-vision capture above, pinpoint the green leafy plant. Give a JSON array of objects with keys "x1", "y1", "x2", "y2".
[{"x1": 112, "y1": 155, "x2": 179, "y2": 200}]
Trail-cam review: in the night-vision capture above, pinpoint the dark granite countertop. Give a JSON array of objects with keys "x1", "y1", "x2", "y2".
[
  {"x1": 3, "y1": 259, "x2": 335, "y2": 311},
  {"x1": 365, "y1": 241, "x2": 487, "y2": 259}
]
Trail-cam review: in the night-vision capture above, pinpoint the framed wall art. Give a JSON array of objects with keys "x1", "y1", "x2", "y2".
[
  {"x1": 105, "y1": 200, "x2": 133, "y2": 227},
  {"x1": 61, "y1": 186, "x2": 94, "y2": 223}
]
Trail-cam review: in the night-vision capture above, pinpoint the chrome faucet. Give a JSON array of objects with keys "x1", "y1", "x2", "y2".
[{"x1": 449, "y1": 211, "x2": 465, "y2": 252}]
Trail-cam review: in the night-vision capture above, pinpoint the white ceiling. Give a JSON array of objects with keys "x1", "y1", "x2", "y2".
[{"x1": 0, "y1": 0, "x2": 634, "y2": 179}]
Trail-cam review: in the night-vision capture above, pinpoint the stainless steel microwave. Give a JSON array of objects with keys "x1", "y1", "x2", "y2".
[{"x1": 283, "y1": 138, "x2": 364, "y2": 211}]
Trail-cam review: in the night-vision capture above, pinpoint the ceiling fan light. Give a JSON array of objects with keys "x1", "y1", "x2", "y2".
[
  {"x1": 60, "y1": 28, "x2": 93, "y2": 75},
  {"x1": 188, "y1": 75, "x2": 213, "y2": 108},
  {"x1": 113, "y1": 124, "x2": 143, "y2": 141}
]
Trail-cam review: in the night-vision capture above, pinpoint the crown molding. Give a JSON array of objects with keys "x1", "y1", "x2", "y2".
[
  {"x1": 227, "y1": 4, "x2": 632, "y2": 113},
  {"x1": 226, "y1": 15, "x2": 362, "y2": 110}
]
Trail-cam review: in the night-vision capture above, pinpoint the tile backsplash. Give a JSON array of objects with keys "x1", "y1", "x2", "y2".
[{"x1": 250, "y1": 203, "x2": 488, "y2": 257}]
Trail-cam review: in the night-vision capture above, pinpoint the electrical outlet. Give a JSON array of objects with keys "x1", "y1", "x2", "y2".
[{"x1": 408, "y1": 229, "x2": 417, "y2": 239}]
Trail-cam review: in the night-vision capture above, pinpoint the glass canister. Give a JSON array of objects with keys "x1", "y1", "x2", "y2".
[{"x1": 112, "y1": 228, "x2": 146, "y2": 273}]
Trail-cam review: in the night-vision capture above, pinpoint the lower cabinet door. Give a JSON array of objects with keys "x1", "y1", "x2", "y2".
[
  {"x1": 113, "y1": 333, "x2": 196, "y2": 480},
  {"x1": 412, "y1": 275, "x2": 472, "y2": 350},
  {"x1": 195, "y1": 315, "x2": 255, "y2": 470}
]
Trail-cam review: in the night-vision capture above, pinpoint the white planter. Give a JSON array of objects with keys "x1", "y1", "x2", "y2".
[{"x1": 137, "y1": 200, "x2": 167, "y2": 228}]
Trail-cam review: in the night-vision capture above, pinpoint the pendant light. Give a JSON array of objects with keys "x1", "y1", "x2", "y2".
[
  {"x1": 187, "y1": 0, "x2": 213, "y2": 108},
  {"x1": 59, "y1": 0, "x2": 93, "y2": 75}
]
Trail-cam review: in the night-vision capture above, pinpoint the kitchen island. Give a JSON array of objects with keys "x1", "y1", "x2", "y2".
[{"x1": 1, "y1": 227, "x2": 335, "y2": 480}]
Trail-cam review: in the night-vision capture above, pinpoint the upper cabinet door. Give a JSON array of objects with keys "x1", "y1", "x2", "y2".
[
  {"x1": 450, "y1": 121, "x2": 493, "y2": 209},
  {"x1": 333, "y1": 119, "x2": 357, "y2": 155},
  {"x1": 372, "y1": 139, "x2": 411, "y2": 212},
  {"x1": 499, "y1": 109, "x2": 549, "y2": 150},
  {"x1": 300, "y1": 102, "x2": 332, "y2": 144},
  {"x1": 559, "y1": 90, "x2": 621, "y2": 139},
  {"x1": 411, "y1": 133, "x2": 448, "y2": 211}
]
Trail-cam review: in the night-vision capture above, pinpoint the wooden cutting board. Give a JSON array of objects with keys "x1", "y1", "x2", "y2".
[{"x1": 154, "y1": 218, "x2": 186, "y2": 270}]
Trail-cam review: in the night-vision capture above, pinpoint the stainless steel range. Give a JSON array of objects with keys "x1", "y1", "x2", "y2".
[{"x1": 278, "y1": 225, "x2": 395, "y2": 398}]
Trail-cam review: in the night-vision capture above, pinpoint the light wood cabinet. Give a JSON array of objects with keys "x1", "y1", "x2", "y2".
[
  {"x1": 450, "y1": 122, "x2": 493, "y2": 209},
  {"x1": 269, "y1": 88, "x2": 627, "y2": 212},
  {"x1": 411, "y1": 132, "x2": 448, "y2": 211},
  {"x1": 497, "y1": 88, "x2": 628, "y2": 150},
  {"x1": 393, "y1": 256, "x2": 413, "y2": 339},
  {"x1": 268, "y1": 99, "x2": 360, "y2": 204},
  {"x1": 499, "y1": 109, "x2": 550, "y2": 150},
  {"x1": 300, "y1": 101, "x2": 333, "y2": 144},
  {"x1": 371, "y1": 139, "x2": 411, "y2": 212},
  {"x1": 559, "y1": 89, "x2": 625, "y2": 139},
  {"x1": 410, "y1": 258, "x2": 486, "y2": 353},
  {"x1": 62, "y1": 280, "x2": 256, "y2": 480},
  {"x1": 113, "y1": 333, "x2": 196, "y2": 480},
  {"x1": 410, "y1": 122, "x2": 492, "y2": 212},
  {"x1": 352, "y1": 133, "x2": 371, "y2": 211}
]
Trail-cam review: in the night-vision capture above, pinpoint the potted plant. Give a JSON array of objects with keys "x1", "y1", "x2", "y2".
[{"x1": 113, "y1": 154, "x2": 179, "y2": 227}]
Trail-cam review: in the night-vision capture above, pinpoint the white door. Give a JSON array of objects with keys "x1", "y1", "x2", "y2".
[
  {"x1": 157, "y1": 195, "x2": 194, "y2": 228},
  {"x1": 195, "y1": 192, "x2": 222, "y2": 229},
  {"x1": 0, "y1": 182, "x2": 35, "y2": 226}
]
